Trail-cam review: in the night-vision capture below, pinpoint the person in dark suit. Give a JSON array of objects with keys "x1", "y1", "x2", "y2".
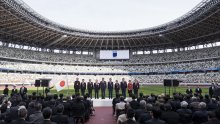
[
  {"x1": 115, "y1": 80, "x2": 120, "y2": 96},
  {"x1": 87, "y1": 79, "x2": 93, "y2": 98},
  {"x1": 192, "y1": 102, "x2": 208, "y2": 124},
  {"x1": 80, "y1": 79, "x2": 86, "y2": 96},
  {"x1": 129, "y1": 95, "x2": 139, "y2": 110},
  {"x1": 195, "y1": 86, "x2": 202, "y2": 95},
  {"x1": 20, "y1": 84, "x2": 27, "y2": 99},
  {"x1": 120, "y1": 78, "x2": 127, "y2": 98},
  {"x1": 94, "y1": 79, "x2": 100, "y2": 99},
  {"x1": 209, "y1": 83, "x2": 215, "y2": 98},
  {"x1": 45, "y1": 86, "x2": 54, "y2": 97},
  {"x1": 108, "y1": 78, "x2": 114, "y2": 99},
  {"x1": 160, "y1": 103, "x2": 180, "y2": 124},
  {"x1": 122, "y1": 108, "x2": 137, "y2": 124},
  {"x1": 100, "y1": 78, "x2": 107, "y2": 99},
  {"x1": 11, "y1": 85, "x2": 18, "y2": 96},
  {"x1": 29, "y1": 103, "x2": 43, "y2": 123},
  {"x1": 41, "y1": 107, "x2": 56, "y2": 124},
  {"x1": 74, "y1": 78, "x2": 81, "y2": 94},
  {"x1": 145, "y1": 108, "x2": 165, "y2": 124},
  {"x1": 3, "y1": 85, "x2": 9, "y2": 96},
  {"x1": 133, "y1": 79, "x2": 140, "y2": 98},
  {"x1": 51, "y1": 104, "x2": 68, "y2": 124},
  {"x1": 186, "y1": 86, "x2": 193, "y2": 95},
  {"x1": 11, "y1": 108, "x2": 28, "y2": 124}
]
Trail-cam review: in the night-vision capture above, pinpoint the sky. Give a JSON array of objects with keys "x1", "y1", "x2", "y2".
[{"x1": 22, "y1": 0, "x2": 203, "y2": 32}]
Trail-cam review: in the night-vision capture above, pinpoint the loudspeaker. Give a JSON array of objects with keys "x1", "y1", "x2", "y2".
[
  {"x1": 164, "y1": 79, "x2": 180, "y2": 87},
  {"x1": 173, "y1": 79, "x2": 180, "y2": 87},
  {"x1": 35, "y1": 80, "x2": 41, "y2": 87},
  {"x1": 41, "y1": 79, "x2": 50, "y2": 87},
  {"x1": 214, "y1": 88, "x2": 220, "y2": 96},
  {"x1": 164, "y1": 79, "x2": 172, "y2": 87}
]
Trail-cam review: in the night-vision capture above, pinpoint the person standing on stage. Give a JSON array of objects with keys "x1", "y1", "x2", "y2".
[
  {"x1": 133, "y1": 79, "x2": 140, "y2": 97},
  {"x1": 115, "y1": 80, "x2": 120, "y2": 96},
  {"x1": 94, "y1": 79, "x2": 100, "y2": 99},
  {"x1": 100, "y1": 78, "x2": 107, "y2": 99},
  {"x1": 186, "y1": 86, "x2": 193, "y2": 95},
  {"x1": 108, "y1": 78, "x2": 114, "y2": 99},
  {"x1": 127, "y1": 80, "x2": 133, "y2": 95},
  {"x1": 81, "y1": 79, "x2": 86, "y2": 96},
  {"x1": 209, "y1": 83, "x2": 215, "y2": 98},
  {"x1": 120, "y1": 78, "x2": 127, "y2": 98},
  {"x1": 45, "y1": 86, "x2": 54, "y2": 97},
  {"x1": 87, "y1": 79, "x2": 93, "y2": 98},
  {"x1": 3, "y1": 85, "x2": 9, "y2": 96},
  {"x1": 74, "y1": 78, "x2": 81, "y2": 94},
  {"x1": 195, "y1": 86, "x2": 202, "y2": 95},
  {"x1": 11, "y1": 85, "x2": 18, "y2": 96},
  {"x1": 20, "y1": 84, "x2": 27, "y2": 99}
]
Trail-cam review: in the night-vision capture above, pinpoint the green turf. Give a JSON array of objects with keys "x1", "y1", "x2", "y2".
[{"x1": 2, "y1": 85, "x2": 209, "y2": 97}]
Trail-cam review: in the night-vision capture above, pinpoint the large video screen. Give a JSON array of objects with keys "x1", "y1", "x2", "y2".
[{"x1": 100, "y1": 50, "x2": 129, "y2": 60}]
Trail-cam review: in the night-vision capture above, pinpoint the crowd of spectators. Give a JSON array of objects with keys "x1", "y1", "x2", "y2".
[
  {"x1": 113, "y1": 93, "x2": 220, "y2": 124},
  {"x1": 0, "y1": 59, "x2": 219, "y2": 73},
  {"x1": 0, "y1": 92, "x2": 93, "y2": 124},
  {"x1": 0, "y1": 72, "x2": 219, "y2": 86},
  {"x1": 0, "y1": 46, "x2": 219, "y2": 64}
]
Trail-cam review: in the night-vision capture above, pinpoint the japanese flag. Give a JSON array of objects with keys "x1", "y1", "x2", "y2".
[{"x1": 55, "y1": 80, "x2": 66, "y2": 92}]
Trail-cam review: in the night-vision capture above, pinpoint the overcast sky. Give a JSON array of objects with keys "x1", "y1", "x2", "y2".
[{"x1": 22, "y1": 0, "x2": 202, "y2": 32}]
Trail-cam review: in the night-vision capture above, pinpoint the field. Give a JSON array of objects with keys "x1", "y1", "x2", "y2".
[{"x1": 1, "y1": 85, "x2": 209, "y2": 97}]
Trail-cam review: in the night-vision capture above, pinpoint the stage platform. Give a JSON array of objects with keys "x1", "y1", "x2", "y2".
[{"x1": 92, "y1": 98, "x2": 113, "y2": 107}]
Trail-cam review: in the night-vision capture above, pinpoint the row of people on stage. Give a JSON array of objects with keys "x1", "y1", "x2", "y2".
[
  {"x1": 186, "y1": 83, "x2": 219, "y2": 97},
  {"x1": 74, "y1": 78, "x2": 140, "y2": 99},
  {"x1": 3, "y1": 84, "x2": 27, "y2": 98}
]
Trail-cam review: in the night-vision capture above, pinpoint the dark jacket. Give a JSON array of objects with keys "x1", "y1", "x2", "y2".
[
  {"x1": 29, "y1": 111, "x2": 43, "y2": 123},
  {"x1": 51, "y1": 113, "x2": 68, "y2": 124},
  {"x1": 176, "y1": 108, "x2": 192, "y2": 124},
  {"x1": 10, "y1": 118, "x2": 29, "y2": 124},
  {"x1": 108, "y1": 82, "x2": 114, "y2": 90},
  {"x1": 145, "y1": 118, "x2": 166, "y2": 124},
  {"x1": 192, "y1": 110, "x2": 208, "y2": 124},
  {"x1": 39, "y1": 120, "x2": 56, "y2": 124},
  {"x1": 161, "y1": 111, "x2": 180, "y2": 124}
]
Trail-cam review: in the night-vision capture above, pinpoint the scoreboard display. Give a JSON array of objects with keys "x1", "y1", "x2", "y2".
[{"x1": 99, "y1": 50, "x2": 129, "y2": 60}]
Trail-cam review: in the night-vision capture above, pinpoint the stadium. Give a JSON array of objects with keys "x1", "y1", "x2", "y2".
[{"x1": 0, "y1": 0, "x2": 220, "y2": 124}]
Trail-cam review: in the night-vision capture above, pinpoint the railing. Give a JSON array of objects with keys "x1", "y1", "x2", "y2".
[{"x1": 1, "y1": 0, "x2": 219, "y2": 37}]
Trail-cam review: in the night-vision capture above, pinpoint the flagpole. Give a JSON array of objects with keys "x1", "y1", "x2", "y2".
[{"x1": 66, "y1": 74, "x2": 70, "y2": 96}]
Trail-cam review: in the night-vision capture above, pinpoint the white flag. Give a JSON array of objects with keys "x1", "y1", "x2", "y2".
[{"x1": 55, "y1": 80, "x2": 66, "y2": 92}]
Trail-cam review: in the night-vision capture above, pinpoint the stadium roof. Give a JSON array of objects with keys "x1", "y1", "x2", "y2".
[{"x1": 0, "y1": 0, "x2": 219, "y2": 50}]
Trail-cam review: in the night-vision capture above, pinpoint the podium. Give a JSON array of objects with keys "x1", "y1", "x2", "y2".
[{"x1": 164, "y1": 79, "x2": 180, "y2": 96}]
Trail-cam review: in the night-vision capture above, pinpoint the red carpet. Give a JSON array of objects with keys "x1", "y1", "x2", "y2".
[{"x1": 87, "y1": 107, "x2": 116, "y2": 124}]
